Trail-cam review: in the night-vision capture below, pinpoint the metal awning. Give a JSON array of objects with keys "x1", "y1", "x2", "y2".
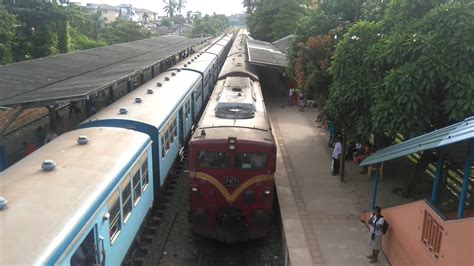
[
  {"x1": 272, "y1": 34, "x2": 293, "y2": 53},
  {"x1": 0, "y1": 35, "x2": 206, "y2": 108},
  {"x1": 246, "y1": 38, "x2": 287, "y2": 69},
  {"x1": 361, "y1": 116, "x2": 474, "y2": 167}
]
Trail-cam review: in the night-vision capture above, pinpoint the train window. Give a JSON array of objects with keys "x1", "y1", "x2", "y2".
[
  {"x1": 132, "y1": 163, "x2": 141, "y2": 205},
  {"x1": 234, "y1": 153, "x2": 267, "y2": 170},
  {"x1": 184, "y1": 97, "x2": 191, "y2": 118},
  {"x1": 197, "y1": 151, "x2": 229, "y2": 168},
  {"x1": 108, "y1": 190, "x2": 121, "y2": 243},
  {"x1": 121, "y1": 176, "x2": 133, "y2": 223},
  {"x1": 195, "y1": 83, "x2": 202, "y2": 102},
  {"x1": 140, "y1": 151, "x2": 149, "y2": 191}
]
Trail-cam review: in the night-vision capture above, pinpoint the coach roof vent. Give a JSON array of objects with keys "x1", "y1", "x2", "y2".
[
  {"x1": 119, "y1": 107, "x2": 128, "y2": 114},
  {"x1": 171, "y1": 72, "x2": 176, "y2": 76},
  {"x1": 147, "y1": 89, "x2": 154, "y2": 94},
  {"x1": 165, "y1": 77, "x2": 170, "y2": 81},
  {"x1": 42, "y1": 160, "x2": 56, "y2": 171},
  {"x1": 77, "y1": 136, "x2": 89, "y2": 145},
  {"x1": 0, "y1": 197, "x2": 7, "y2": 211},
  {"x1": 157, "y1": 82, "x2": 162, "y2": 87}
]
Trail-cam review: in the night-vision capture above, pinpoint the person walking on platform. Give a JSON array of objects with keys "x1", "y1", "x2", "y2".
[
  {"x1": 331, "y1": 136, "x2": 342, "y2": 175},
  {"x1": 367, "y1": 206, "x2": 384, "y2": 263},
  {"x1": 298, "y1": 91, "x2": 305, "y2": 112},
  {"x1": 288, "y1": 88, "x2": 294, "y2": 106}
]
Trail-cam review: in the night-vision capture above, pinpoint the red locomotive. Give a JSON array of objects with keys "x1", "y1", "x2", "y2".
[{"x1": 188, "y1": 29, "x2": 277, "y2": 243}]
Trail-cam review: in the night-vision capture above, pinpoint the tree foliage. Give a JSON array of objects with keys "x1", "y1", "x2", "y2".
[
  {"x1": 325, "y1": 0, "x2": 474, "y2": 141},
  {"x1": 0, "y1": 2, "x2": 153, "y2": 65},
  {"x1": 99, "y1": 19, "x2": 151, "y2": 45},
  {"x1": 190, "y1": 14, "x2": 229, "y2": 38},
  {"x1": 247, "y1": 0, "x2": 308, "y2": 42},
  {"x1": 0, "y1": 4, "x2": 17, "y2": 64}
]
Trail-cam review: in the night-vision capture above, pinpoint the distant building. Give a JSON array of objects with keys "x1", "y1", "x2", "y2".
[
  {"x1": 83, "y1": 3, "x2": 158, "y2": 24},
  {"x1": 135, "y1": 8, "x2": 159, "y2": 24}
]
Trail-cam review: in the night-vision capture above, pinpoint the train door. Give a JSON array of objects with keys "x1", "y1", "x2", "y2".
[
  {"x1": 191, "y1": 94, "x2": 195, "y2": 121},
  {"x1": 179, "y1": 108, "x2": 184, "y2": 144},
  {"x1": 70, "y1": 225, "x2": 104, "y2": 265}
]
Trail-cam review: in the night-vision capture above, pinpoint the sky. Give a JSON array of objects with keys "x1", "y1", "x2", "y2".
[{"x1": 76, "y1": 0, "x2": 246, "y2": 16}]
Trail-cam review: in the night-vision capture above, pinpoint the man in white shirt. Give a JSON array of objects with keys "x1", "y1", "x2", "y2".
[
  {"x1": 331, "y1": 137, "x2": 342, "y2": 175},
  {"x1": 367, "y1": 206, "x2": 385, "y2": 263}
]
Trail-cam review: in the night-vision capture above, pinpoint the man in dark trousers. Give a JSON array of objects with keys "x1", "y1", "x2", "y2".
[{"x1": 331, "y1": 136, "x2": 342, "y2": 175}]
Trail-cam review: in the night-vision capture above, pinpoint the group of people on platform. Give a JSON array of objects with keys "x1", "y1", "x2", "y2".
[
  {"x1": 281, "y1": 87, "x2": 306, "y2": 112},
  {"x1": 327, "y1": 121, "x2": 377, "y2": 176}
]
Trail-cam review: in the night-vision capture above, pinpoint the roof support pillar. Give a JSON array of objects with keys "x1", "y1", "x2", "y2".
[
  {"x1": 151, "y1": 65, "x2": 156, "y2": 78},
  {"x1": 127, "y1": 80, "x2": 132, "y2": 93},
  {"x1": 0, "y1": 134, "x2": 5, "y2": 171},
  {"x1": 457, "y1": 139, "x2": 474, "y2": 219},
  {"x1": 431, "y1": 148, "x2": 446, "y2": 206},
  {"x1": 0, "y1": 106, "x2": 25, "y2": 171},
  {"x1": 1, "y1": 106, "x2": 26, "y2": 135},
  {"x1": 371, "y1": 167, "x2": 381, "y2": 210}
]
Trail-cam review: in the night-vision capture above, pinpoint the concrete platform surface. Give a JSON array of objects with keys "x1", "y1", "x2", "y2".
[{"x1": 269, "y1": 103, "x2": 390, "y2": 266}]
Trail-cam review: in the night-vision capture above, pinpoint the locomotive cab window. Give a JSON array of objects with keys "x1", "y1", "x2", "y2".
[
  {"x1": 235, "y1": 152, "x2": 267, "y2": 170},
  {"x1": 198, "y1": 151, "x2": 229, "y2": 168}
]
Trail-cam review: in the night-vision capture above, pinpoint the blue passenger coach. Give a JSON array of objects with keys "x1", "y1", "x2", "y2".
[
  {"x1": 80, "y1": 69, "x2": 201, "y2": 189},
  {"x1": 0, "y1": 127, "x2": 154, "y2": 265}
]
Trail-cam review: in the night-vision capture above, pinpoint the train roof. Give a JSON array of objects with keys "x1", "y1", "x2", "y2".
[
  {"x1": 0, "y1": 127, "x2": 150, "y2": 264},
  {"x1": 205, "y1": 34, "x2": 232, "y2": 55},
  {"x1": 176, "y1": 52, "x2": 217, "y2": 74},
  {"x1": 85, "y1": 67, "x2": 201, "y2": 129},
  {"x1": 192, "y1": 76, "x2": 273, "y2": 144},
  {"x1": 219, "y1": 31, "x2": 258, "y2": 81}
]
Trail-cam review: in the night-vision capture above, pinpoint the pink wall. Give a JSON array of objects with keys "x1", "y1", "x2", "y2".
[{"x1": 361, "y1": 200, "x2": 474, "y2": 266}]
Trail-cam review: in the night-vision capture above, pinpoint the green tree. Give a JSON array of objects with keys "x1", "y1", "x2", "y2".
[
  {"x1": 99, "y1": 19, "x2": 151, "y2": 45},
  {"x1": 0, "y1": 4, "x2": 17, "y2": 64},
  {"x1": 190, "y1": 14, "x2": 229, "y2": 37},
  {"x1": 163, "y1": 0, "x2": 177, "y2": 17},
  {"x1": 247, "y1": 0, "x2": 308, "y2": 42},
  {"x1": 176, "y1": 0, "x2": 187, "y2": 15}
]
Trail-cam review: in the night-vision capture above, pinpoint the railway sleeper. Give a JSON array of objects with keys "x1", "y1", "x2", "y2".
[{"x1": 131, "y1": 257, "x2": 145, "y2": 266}]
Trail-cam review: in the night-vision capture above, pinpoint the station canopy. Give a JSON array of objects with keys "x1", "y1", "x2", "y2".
[
  {"x1": 246, "y1": 38, "x2": 287, "y2": 69},
  {"x1": 0, "y1": 35, "x2": 205, "y2": 108},
  {"x1": 361, "y1": 116, "x2": 474, "y2": 169}
]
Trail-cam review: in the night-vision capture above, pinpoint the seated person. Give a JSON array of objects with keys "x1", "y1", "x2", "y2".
[{"x1": 355, "y1": 144, "x2": 375, "y2": 174}]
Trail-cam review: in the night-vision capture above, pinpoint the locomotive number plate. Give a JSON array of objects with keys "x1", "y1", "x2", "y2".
[{"x1": 223, "y1": 177, "x2": 240, "y2": 187}]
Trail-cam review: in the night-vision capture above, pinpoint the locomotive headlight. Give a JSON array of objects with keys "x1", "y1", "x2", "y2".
[
  {"x1": 264, "y1": 189, "x2": 272, "y2": 195},
  {"x1": 191, "y1": 186, "x2": 199, "y2": 192},
  {"x1": 228, "y1": 136, "x2": 237, "y2": 150}
]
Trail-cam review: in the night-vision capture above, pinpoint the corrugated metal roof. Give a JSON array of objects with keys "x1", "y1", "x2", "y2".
[
  {"x1": 247, "y1": 38, "x2": 287, "y2": 68},
  {"x1": 360, "y1": 116, "x2": 474, "y2": 166},
  {"x1": 0, "y1": 36, "x2": 205, "y2": 107},
  {"x1": 272, "y1": 34, "x2": 293, "y2": 53}
]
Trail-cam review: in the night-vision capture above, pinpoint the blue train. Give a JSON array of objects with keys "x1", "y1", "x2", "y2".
[{"x1": 0, "y1": 33, "x2": 232, "y2": 265}]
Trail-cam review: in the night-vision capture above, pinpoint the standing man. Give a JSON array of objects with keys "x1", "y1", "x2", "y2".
[
  {"x1": 367, "y1": 206, "x2": 384, "y2": 263},
  {"x1": 331, "y1": 136, "x2": 342, "y2": 175}
]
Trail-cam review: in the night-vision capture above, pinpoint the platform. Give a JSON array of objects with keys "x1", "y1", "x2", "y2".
[{"x1": 269, "y1": 103, "x2": 392, "y2": 266}]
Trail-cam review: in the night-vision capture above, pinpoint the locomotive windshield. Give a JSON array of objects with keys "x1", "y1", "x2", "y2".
[
  {"x1": 234, "y1": 152, "x2": 267, "y2": 170},
  {"x1": 198, "y1": 151, "x2": 229, "y2": 168}
]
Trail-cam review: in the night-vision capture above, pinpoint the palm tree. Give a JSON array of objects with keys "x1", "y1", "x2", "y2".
[
  {"x1": 242, "y1": 0, "x2": 256, "y2": 14},
  {"x1": 176, "y1": 0, "x2": 187, "y2": 16},
  {"x1": 163, "y1": 0, "x2": 177, "y2": 17}
]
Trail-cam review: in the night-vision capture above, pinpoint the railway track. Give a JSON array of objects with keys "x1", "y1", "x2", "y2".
[
  {"x1": 125, "y1": 147, "x2": 188, "y2": 266},
  {"x1": 124, "y1": 144, "x2": 284, "y2": 266}
]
